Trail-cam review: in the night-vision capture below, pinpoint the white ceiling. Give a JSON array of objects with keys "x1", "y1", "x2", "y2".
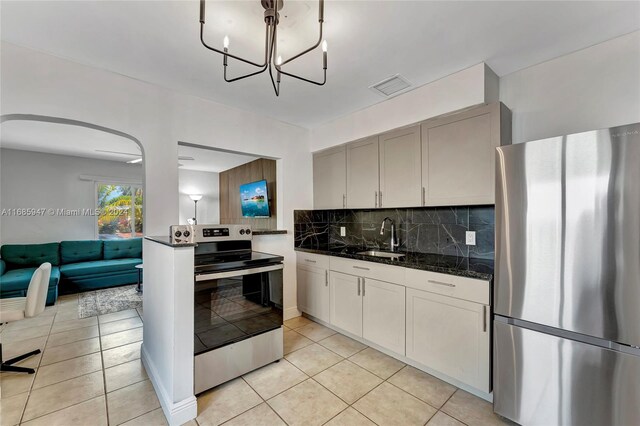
[
  {"x1": 178, "y1": 145, "x2": 259, "y2": 173},
  {"x1": 0, "y1": 120, "x2": 142, "y2": 162},
  {"x1": 1, "y1": 1, "x2": 639, "y2": 128},
  {"x1": 0, "y1": 120, "x2": 257, "y2": 172}
]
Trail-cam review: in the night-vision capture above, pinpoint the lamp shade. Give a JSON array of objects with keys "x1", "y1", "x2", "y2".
[{"x1": 189, "y1": 194, "x2": 203, "y2": 201}]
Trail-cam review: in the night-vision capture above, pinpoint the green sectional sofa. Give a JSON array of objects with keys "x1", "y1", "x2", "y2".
[{"x1": 0, "y1": 238, "x2": 142, "y2": 305}]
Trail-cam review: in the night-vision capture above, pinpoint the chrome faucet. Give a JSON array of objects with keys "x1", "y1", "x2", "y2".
[{"x1": 380, "y1": 217, "x2": 399, "y2": 252}]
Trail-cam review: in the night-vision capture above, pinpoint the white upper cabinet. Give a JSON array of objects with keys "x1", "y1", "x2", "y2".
[
  {"x1": 422, "y1": 103, "x2": 510, "y2": 206},
  {"x1": 379, "y1": 125, "x2": 422, "y2": 208},
  {"x1": 313, "y1": 146, "x2": 347, "y2": 209},
  {"x1": 346, "y1": 136, "x2": 380, "y2": 208},
  {"x1": 312, "y1": 102, "x2": 511, "y2": 209}
]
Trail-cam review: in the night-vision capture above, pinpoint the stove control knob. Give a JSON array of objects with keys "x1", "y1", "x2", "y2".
[
  {"x1": 239, "y1": 229, "x2": 245, "y2": 235},
  {"x1": 174, "y1": 230, "x2": 182, "y2": 238},
  {"x1": 183, "y1": 230, "x2": 190, "y2": 237},
  {"x1": 245, "y1": 229, "x2": 251, "y2": 235}
]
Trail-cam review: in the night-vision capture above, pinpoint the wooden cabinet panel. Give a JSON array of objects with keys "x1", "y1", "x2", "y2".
[
  {"x1": 219, "y1": 158, "x2": 276, "y2": 229},
  {"x1": 313, "y1": 146, "x2": 346, "y2": 209},
  {"x1": 330, "y1": 271, "x2": 363, "y2": 337},
  {"x1": 379, "y1": 126, "x2": 422, "y2": 207},
  {"x1": 406, "y1": 288, "x2": 490, "y2": 392},
  {"x1": 362, "y1": 278, "x2": 406, "y2": 355},
  {"x1": 346, "y1": 136, "x2": 379, "y2": 208}
]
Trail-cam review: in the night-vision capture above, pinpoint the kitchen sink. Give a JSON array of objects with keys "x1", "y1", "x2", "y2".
[{"x1": 356, "y1": 250, "x2": 406, "y2": 259}]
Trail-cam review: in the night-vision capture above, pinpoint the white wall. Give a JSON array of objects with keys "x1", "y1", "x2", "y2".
[
  {"x1": 310, "y1": 63, "x2": 497, "y2": 151},
  {"x1": 0, "y1": 148, "x2": 143, "y2": 244},
  {"x1": 500, "y1": 31, "x2": 640, "y2": 144},
  {"x1": 1, "y1": 42, "x2": 312, "y2": 424},
  {"x1": 178, "y1": 169, "x2": 219, "y2": 225},
  {"x1": 1, "y1": 41, "x2": 311, "y2": 314}
]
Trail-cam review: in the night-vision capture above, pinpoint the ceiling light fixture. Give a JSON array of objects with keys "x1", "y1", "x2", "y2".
[{"x1": 199, "y1": 0, "x2": 328, "y2": 96}]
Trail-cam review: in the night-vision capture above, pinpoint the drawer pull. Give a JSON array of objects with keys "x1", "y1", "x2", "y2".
[
  {"x1": 353, "y1": 266, "x2": 370, "y2": 271},
  {"x1": 304, "y1": 259, "x2": 317, "y2": 263},
  {"x1": 428, "y1": 279, "x2": 455, "y2": 288}
]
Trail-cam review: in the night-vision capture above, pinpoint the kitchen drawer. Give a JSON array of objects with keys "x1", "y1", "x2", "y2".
[
  {"x1": 405, "y1": 268, "x2": 489, "y2": 305},
  {"x1": 296, "y1": 252, "x2": 330, "y2": 269},
  {"x1": 330, "y1": 256, "x2": 406, "y2": 285}
]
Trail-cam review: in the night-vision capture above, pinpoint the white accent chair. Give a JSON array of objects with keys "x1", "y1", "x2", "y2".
[{"x1": 0, "y1": 262, "x2": 51, "y2": 374}]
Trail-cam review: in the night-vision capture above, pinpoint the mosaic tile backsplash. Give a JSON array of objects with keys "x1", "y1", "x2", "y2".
[{"x1": 294, "y1": 205, "x2": 495, "y2": 259}]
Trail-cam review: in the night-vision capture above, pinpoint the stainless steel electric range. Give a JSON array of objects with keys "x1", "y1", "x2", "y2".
[{"x1": 170, "y1": 224, "x2": 284, "y2": 394}]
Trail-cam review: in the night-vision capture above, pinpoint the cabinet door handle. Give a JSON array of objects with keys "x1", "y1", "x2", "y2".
[
  {"x1": 379, "y1": 191, "x2": 382, "y2": 207},
  {"x1": 357, "y1": 277, "x2": 361, "y2": 296},
  {"x1": 422, "y1": 187, "x2": 426, "y2": 206},
  {"x1": 483, "y1": 305, "x2": 488, "y2": 332},
  {"x1": 325, "y1": 270, "x2": 328, "y2": 286},
  {"x1": 362, "y1": 278, "x2": 366, "y2": 296},
  {"x1": 353, "y1": 266, "x2": 370, "y2": 271},
  {"x1": 427, "y1": 279, "x2": 456, "y2": 288},
  {"x1": 343, "y1": 194, "x2": 346, "y2": 209},
  {"x1": 304, "y1": 259, "x2": 317, "y2": 263},
  {"x1": 375, "y1": 191, "x2": 378, "y2": 208}
]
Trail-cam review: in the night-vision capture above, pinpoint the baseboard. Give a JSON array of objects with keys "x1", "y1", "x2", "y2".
[
  {"x1": 283, "y1": 305, "x2": 301, "y2": 321},
  {"x1": 141, "y1": 344, "x2": 198, "y2": 426}
]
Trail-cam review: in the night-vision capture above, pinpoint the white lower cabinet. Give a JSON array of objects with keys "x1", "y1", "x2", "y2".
[
  {"x1": 297, "y1": 265, "x2": 330, "y2": 323},
  {"x1": 406, "y1": 287, "x2": 490, "y2": 392},
  {"x1": 329, "y1": 271, "x2": 363, "y2": 336},
  {"x1": 330, "y1": 272, "x2": 406, "y2": 355},
  {"x1": 362, "y1": 278, "x2": 405, "y2": 355},
  {"x1": 297, "y1": 253, "x2": 491, "y2": 394}
]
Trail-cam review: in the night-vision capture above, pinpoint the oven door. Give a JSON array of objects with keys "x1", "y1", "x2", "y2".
[{"x1": 193, "y1": 264, "x2": 283, "y2": 355}]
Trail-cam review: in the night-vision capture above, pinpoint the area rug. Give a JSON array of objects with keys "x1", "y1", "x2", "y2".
[{"x1": 78, "y1": 284, "x2": 142, "y2": 318}]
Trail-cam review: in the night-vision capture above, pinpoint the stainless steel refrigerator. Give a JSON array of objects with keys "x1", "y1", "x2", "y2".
[{"x1": 493, "y1": 123, "x2": 640, "y2": 426}]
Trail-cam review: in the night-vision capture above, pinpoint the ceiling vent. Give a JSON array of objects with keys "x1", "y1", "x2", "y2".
[{"x1": 369, "y1": 74, "x2": 412, "y2": 97}]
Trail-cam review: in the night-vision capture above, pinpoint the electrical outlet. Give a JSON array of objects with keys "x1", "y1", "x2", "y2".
[
  {"x1": 465, "y1": 231, "x2": 476, "y2": 246},
  {"x1": 340, "y1": 226, "x2": 346, "y2": 237}
]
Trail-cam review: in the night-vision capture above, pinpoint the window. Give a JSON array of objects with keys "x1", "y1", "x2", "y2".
[{"x1": 97, "y1": 183, "x2": 143, "y2": 239}]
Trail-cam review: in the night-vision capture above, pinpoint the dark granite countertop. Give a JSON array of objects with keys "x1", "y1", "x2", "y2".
[
  {"x1": 144, "y1": 236, "x2": 197, "y2": 247},
  {"x1": 295, "y1": 246, "x2": 493, "y2": 281},
  {"x1": 253, "y1": 230, "x2": 288, "y2": 235}
]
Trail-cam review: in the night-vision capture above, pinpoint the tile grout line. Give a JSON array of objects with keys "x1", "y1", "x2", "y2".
[
  {"x1": 98, "y1": 314, "x2": 112, "y2": 426},
  {"x1": 17, "y1": 302, "x2": 57, "y2": 425},
  {"x1": 13, "y1": 299, "x2": 146, "y2": 426}
]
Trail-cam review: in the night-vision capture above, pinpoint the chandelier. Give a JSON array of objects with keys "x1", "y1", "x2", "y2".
[{"x1": 199, "y1": 0, "x2": 327, "y2": 96}]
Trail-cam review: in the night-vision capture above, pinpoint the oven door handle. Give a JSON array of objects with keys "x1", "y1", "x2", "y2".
[{"x1": 195, "y1": 264, "x2": 284, "y2": 281}]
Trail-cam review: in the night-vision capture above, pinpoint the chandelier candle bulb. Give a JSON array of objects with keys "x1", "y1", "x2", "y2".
[
  {"x1": 322, "y1": 40, "x2": 327, "y2": 69},
  {"x1": 223, "y1": 35, "x2": 229, "y2": 49}
]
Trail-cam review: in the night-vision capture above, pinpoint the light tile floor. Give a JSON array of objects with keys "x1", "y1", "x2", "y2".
[
  {"x1": 0, "y1": 294, "x2": 158, "y2": 426},
  {"x1": 196, "y1": 315, "x2": 513, "y2": 426},
  {"x1": 1, "y1": 296, "x2": 511, "y2": 426}
]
